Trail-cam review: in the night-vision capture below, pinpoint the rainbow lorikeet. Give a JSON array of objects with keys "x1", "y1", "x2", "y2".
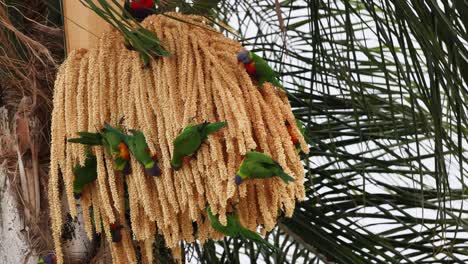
[
  {"x1": 170, "y1": 121, "x2": 227, "y2": 170},
  {"x1": 110, "y1": 223, "x2": 123, "y2": 243},
  {"x1": 124, "y1": 129, "x2": 161, "y2": 176},
  {"x1": 124, "y1": 0, "x2": 156, "y2": 22},
  {"x1": 286, "y1": 120, "x2": 307, "y2": 154},
  {"x1": 237, "y1": 50, "x2": 283, "y2": 89},
  {"x1": 38, "y1": 253, "x2": 57, "y2": 264},
  {"x1": 73, "y1": 152, "x2": 98, "y2": 199},
  {"x1": 68, "y1": 123, "x2": 131, "y2": 175},
  {"x1": 207, "y1": 206, "x2": 277, "y2": 252},
  {"x1": 235, "y1": 151, "x2": 295, "y2": 185}
]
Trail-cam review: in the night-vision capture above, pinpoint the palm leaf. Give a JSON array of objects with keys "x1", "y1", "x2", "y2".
[{"x1": 186, "y1": 0, "x2": 468, "y2": 263}]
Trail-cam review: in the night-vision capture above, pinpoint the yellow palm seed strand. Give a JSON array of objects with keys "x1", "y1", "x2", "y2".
[
  {"x1": 106, "y1": 33, "x2": 119, "y2": 124},
  {"x1": 155, "y1": 55, "x2": 183, "y2": 216},
  {"x1": 181, "y1": 210, "x2": 194, "y2": 243},
  {"x1": 262, "y1": 85, "x2": 305, "y2": 200},
  {"x1": 49, "y1": 63, "x2": 67, "y2": 264},
  {"x1": 91, "y1": 184, "x2": 103, "y2": 234},
  {"x1": 131, "y1": 57, "x2": 156, "y2": 152},
  {"x1": 122, "y1": 230, "x2": 138, "y2": 263},
  {"x1": 140, "y1": 211, "x2": 151, "y2": 240},
  {"x1": 63, "y1": 53, "x2": 80, "y2": 217},
  {"x1": 64, "y1": 50, "x2": 84, "y2": 163},
  {"x1": 213, "y1": 56, "x2": 256, "y2": 152},
  {"x1": 86, "y1": 49, "x2": 98, "y2": 130},
  {"x1": 261, "y1": 85, "x2": 306, "y2": 183},
  {"x1": 269, "y1": 84, "x2": 309, "y2": 154},
  {"x1": 80, "y1": 189, "x2": 94, "y2": 240},
  {"x1": 101, "y1": 211, "x2": 113, "y2": 244},
  {"x1": 97, "y1": 32, "x2": 113, "y2": 123},
  {"x1": 109, "y1": 244, "x2": 123, "y2": 264},
  {"x1": 95, "y1": 148, "x2": 116, "y2": 223},
  {"x1": 104, "y1": 153, "x2": 123, "y2": 214},
  {"x1": 256, "y1": 90, "x2": 288, "y2": 169},
  {"x1": 64, "y1": 153, "x2": 77, "y2": 218},
  {"x1": 196, "y1": 213, "x2": 209, "y2": 243},
  {"x1": 126, "y1": 172, "x2": 142, "y2": 239},
  {"x1": 132, "y1": 156, "x2": 157, "y2": 221},
  {"x1": 129, "y1": 63, "x2": 160, "y2": 221},
  {"x1": 246, "y1": 183, "x2": 259, "y2": 231},
  {"x1": 76, "y1": 52, "x2": 90, "y2": 166},
  {"x1": 143, "y1": 237, "x2": 155, "y2": 264},
  {"x1": 255, "y1": 182, "x2": 275, "y2": 231},
  {"x1": 147, "y1": 61, "x2": 183, "y2": 218},
  {"x1": 244, "y1": 80, "x2": 271, "y2": 153}
]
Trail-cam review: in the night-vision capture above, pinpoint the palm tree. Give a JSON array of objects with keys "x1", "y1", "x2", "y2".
[
  {"x1": 187, "y1": 1, "x2": 468, "y2": 263},
  {"x1": 1, "y1": 0, "x2": 467, "y2": 263}
]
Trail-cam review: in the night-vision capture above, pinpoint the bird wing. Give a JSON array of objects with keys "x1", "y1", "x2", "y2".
[
  {"x1": 73, "y1": 154, "x2": 98, "y2": 193},
  {"x1": 238, "y1": 226, "x2": 277, "y2": 253},
  {"x1": 173, "y1": 128, "x2": 202, "y2": 156},
  {"x1": 128, "y1": 130, "x2": 153, "y2": 166},
  {"x1": 202, "y1": 121, "x2": 227, "y2": 138}
]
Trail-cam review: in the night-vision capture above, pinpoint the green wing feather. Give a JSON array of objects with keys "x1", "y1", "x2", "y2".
[
  {"x1": 171, "y1": 121, "x2": 227, "y2": 169},
  {"x1": 272, "y1": 167, "x2": 295, "y2": 183},
  {"x1": 171, "y1": 126, "x2": 202, "y2": 168},
  {"x1": 68, "y1": 132, "x2": 102, "y2": 145},
  {"x1": 127, "y1": 129, "x2": 154, "y2": 167},
  {"x1": 251, "y1": 53, "x2": 283, "y2": 89},
  {"x1": 207, "y1": 206, "x2": 236, "y2": 237},
  {"x1": 73, "y1": 154, "x2": 98, "y2": 194},
  {"x1": 238, "y1": 227, "x2": 278, "y2": 252},
  {"x1": 207, "y1": 207, "x2": 276, "y2": 252},
  {"x1": 242, "y1": 152, "x2": 295, "y2": 183},
  {"x1": 202, "y1": 121, "x2": 227, "y2": 139}
]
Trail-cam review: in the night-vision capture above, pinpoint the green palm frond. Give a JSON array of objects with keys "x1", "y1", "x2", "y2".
[
  {"x1": 186, "y1": 0, "x2": 468, "y2": 263},
  {"x1": 79, "y1": 0, "x2": 170, "y2": 66}
]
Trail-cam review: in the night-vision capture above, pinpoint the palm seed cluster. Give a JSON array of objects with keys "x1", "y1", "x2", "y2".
[{"x1": 49, "y1": 13, "x2": 309, "y2": 263}]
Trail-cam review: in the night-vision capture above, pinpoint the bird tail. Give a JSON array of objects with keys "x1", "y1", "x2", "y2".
[
  {"x1": 239, "y1": 228, "x2": 278, "y2": 253},
  {"x1": 274, "y1": 168, "x2": 295, "y2": 184},
  {"x1": 170, "y1": 154, "x2": 182, "y2": 170},
  {"x1": 68, "y1": 132, "x2": 102, "y2": 145},
  {"x1": 203, "y1": 122, "x2": 227, "y2": 137}
]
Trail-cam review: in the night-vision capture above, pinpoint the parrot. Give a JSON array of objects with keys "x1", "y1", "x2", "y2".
[
  {"x1": 125, "y1": 129, "x2": 161, "y2": 176},
  {"x1": 73, "y1": 152, "x2": 98, "y2": 199},
  {"x1": 170, "y1": 121, "x2": 227, "y2": 170},
  {"x1": 235, "y1": 151, "x2": 295, "y2": 185},
  {"x1": 237, "y1": 50, "x2": 283, "y2": 89},
  {"x1": 286, "y1": 119, "x2": 307, "y2": 154},
  {"x1": 207, "y1": 206, "x2": 277, "y2": 252},
  {"x1": 68, "y1": 123, "x2": 131, "y2": 175},
  {"x1": 124, "y1": 27, "x2": 171, "y2": 66},
  {"x1": 38, "y1": 253, "x2": 57, "y2": 264},
  {"x1": 110, "y1": 223, "x2": 124, "y2": 243},
  {"x1": 123, "y1": 0, "x2": 156, "y2": 22}
]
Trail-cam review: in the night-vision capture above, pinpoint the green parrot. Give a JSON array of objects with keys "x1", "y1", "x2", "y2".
[
  {"x1": 207, "y1": 206, "x2": 276, "y2": 252},
  {"x1": 237, "y1": 50, "x2": 283, "y2": 89},
  {"x1": 125, "y1": 129, "x2": 161, "y2": 176},
  {"x1": 235, "y1": 151, "x2": 295, "y2": 185},
  {"x1": 171, "y1": 121, "x2": 227, "y2": 170},
  {"x1": 73, "y1": 153, "x2": 98, "y2": 198},
  {"x1": 68, "y1": 123, "x2": 131, "y2": 175}
]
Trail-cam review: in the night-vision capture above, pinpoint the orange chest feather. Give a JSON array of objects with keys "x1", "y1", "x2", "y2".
[
  {"x1": 244, "y1": 61, "x2": 256, "y2": 75},
  {"x1": 118, "y1": 142, "x2": 130, "y2": 160}
]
